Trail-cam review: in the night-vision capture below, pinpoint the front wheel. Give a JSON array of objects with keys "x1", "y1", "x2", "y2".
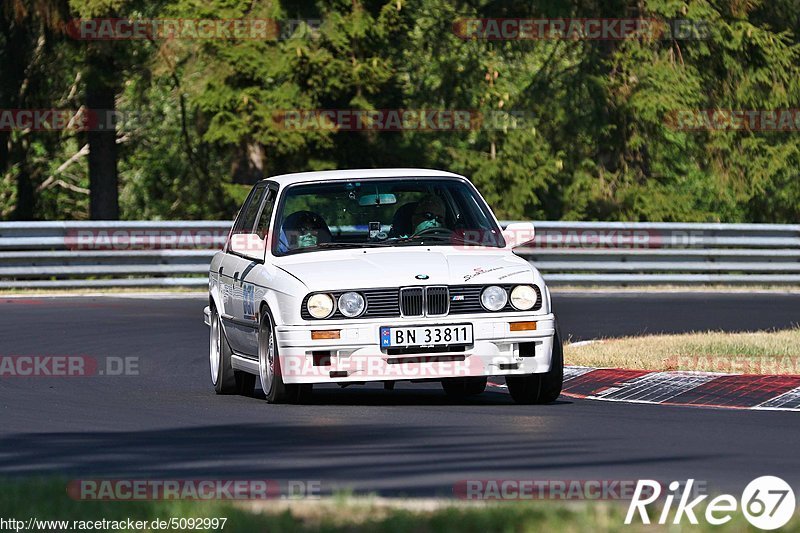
[
  {"x1": 258, "y1": 310, "x2": 310, "y2": 404},
  {"x1": 506, "y1": 326, "x2": 564, "y2": 404}
]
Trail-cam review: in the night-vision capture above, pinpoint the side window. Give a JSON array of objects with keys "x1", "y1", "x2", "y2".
[
  {"x1": 255, "y1": 188, "x2": 277, "y2": 239},
  {"x1": 233, "y1": 184, "x2": 267, "y2": 235},
  {"x1": 229, "y1": 183, "x2": 269, "y2": 260}
]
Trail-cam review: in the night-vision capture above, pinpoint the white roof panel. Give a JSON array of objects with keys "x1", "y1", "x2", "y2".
[{"x1": 264, "y1": 168, "x2": 465, "y2": 187}]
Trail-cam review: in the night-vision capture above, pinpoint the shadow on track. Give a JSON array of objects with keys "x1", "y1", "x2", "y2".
[
  {"x1": 249, "y1": 385, "x2": 574, "y2": 407},
  {"x1": 0, "y1": 421, "x2": 711, "y2": 497}
]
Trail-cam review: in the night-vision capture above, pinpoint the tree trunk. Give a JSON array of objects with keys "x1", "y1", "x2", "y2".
[
  {"x1": 2, "y1": 15, "x2": 35, "y2": 220},
  {"x1": 86, "y1": 47, "x2": 119, "y2": 220}
]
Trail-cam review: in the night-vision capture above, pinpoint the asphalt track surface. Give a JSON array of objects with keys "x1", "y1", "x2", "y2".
[{"x1": 1, "y1": 292, "x2": 798, "y2": 496}]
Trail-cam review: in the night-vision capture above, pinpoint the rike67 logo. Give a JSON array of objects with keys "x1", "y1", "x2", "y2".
[{"x1": 626, "y1": 476, "x2": 796, "y2": 530}]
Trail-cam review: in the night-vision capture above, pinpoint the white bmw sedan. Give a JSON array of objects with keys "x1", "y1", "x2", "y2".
[{"x1": 204, "y1": 169, "x2": 562, "y2": 404}]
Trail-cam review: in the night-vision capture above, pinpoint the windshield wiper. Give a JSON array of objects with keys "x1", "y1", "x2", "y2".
[
  {"x1": 315, "y1": 242, "x2": 393, "y2": 248},
  {"x1": 282, "y1": 241, "x2": 393, "y2": 255},
  {"x1": 391, "y1": 234, "x2": 500, "y2": 247}
]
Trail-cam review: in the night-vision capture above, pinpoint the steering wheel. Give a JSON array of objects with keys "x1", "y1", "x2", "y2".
[{"x1": 411, "y1": 226, "x2": 454, "y2": 238}]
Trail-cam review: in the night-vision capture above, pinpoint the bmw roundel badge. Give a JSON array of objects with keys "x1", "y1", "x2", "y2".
[{"x1": 415, "y1": 274, "x2": 429, "y2": 280}]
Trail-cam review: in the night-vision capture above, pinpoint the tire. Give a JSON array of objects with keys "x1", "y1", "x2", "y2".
[
  {"x1": 211, "y1": 307, "x2": 257, "y2": 396},
  {"x1": 210, "y1": 307, "x2": 237, "y2": 394},
  {"x1": 441, "y1": 376, "x2": 487, "y2": 397},
  {"x1": 506, "y1": 326, "x2": 564, "y2": 405},
  {"x1": 258, "y1": 308, "x2": 311, "y2": 404}
]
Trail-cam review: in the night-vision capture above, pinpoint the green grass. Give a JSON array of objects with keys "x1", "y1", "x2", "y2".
[
  {"x1": 565, "y1": 328, "x2": 800, "y2": 374},
  {"x1": 0, "y1": 478, "x2": 795, "y2": 532}
]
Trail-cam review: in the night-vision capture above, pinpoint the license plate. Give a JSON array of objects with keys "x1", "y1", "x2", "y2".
[{"x1": 380, "y1": 324, "x2": 473, "y2": 348}]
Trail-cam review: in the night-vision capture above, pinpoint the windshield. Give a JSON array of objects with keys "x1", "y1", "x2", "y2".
[{"x1": 272, "y1": 178, "x2": 504, "y2": 255}]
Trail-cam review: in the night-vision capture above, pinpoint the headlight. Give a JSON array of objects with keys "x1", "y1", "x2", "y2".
[
  {"x1": 480, "y1": 285, "x2": 507, "y2": 311},
  {"x1": 510, "y1": 285, "x2": 538, "y2": 310},
  {"x1": 338, "y1": 291, "x2": 365, "y2": 318},
  {"x1": 307, "y1": 293, "x2": 334, "y2": 319}
]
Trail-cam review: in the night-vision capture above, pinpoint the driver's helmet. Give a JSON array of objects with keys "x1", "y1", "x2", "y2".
[
  {"x1": 411, "y1": 195, "x2": 447, "y2": 234},
  {"x1": 280, "y1": 210, "x2": 332, "y2": 250}
]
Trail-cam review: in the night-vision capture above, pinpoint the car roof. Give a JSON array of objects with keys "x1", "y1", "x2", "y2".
[{"x1": 262, "y1": 168, "x2": 466, "y2": 187}]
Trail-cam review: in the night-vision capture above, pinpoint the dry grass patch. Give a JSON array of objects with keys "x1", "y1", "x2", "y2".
[
  {"x1": 0, "y1": 287, "x2": 204, "y2": 296},
  {"x1": 550, "y1": 285, "x2": 800, "y2": 293},
  {"x1": 564, "y1": 328, "x2": 800, "y2": 374}
]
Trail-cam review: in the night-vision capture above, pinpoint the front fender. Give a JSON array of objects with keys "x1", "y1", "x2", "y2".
[
  {"x1": 256, "y1": 263, "x2": 308, "y2": 327},
  {"x1": 208, "y1": 251, "x2": 226, "y2": 315}
]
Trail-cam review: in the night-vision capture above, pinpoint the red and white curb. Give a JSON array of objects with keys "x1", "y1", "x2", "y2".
[{"x1": 489, "y1": 367, "x2": 800, "y2": 411}]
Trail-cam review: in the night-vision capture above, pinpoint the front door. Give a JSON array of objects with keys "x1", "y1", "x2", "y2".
[{"x1": 221, "y1": 183, "x2": 272, "y2": 356}]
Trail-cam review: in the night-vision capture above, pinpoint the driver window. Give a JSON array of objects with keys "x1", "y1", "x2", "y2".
[
  {"x1": 255, "y1": 188, "x2": 276, "y2": 239},
  {"x1": 229, "y1": 183, "x2": 268, "y2": 260},
  {"x1": 233, "y1": 184, "x2": 267, "y2": 234}
]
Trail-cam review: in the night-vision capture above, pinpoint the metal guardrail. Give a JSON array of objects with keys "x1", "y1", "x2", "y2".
[
  {"x1": 0, "y1": 220, "x2": 798, "y2": 288},
  {"x1": 512, "y1": 221, "x2": 800, "y2": 285},
  {"x1": 0, "y1": 221, "x2": 223, "y2": 288}
]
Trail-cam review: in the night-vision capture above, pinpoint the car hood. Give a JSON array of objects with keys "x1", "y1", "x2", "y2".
[{"x1": 274, "y1": 247, "x2": 537, "y2": 291}]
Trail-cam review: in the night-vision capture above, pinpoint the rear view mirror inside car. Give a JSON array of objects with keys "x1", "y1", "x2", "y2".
[{"x1": 358, "y1": 193, "x2": 397, "y2": 206}]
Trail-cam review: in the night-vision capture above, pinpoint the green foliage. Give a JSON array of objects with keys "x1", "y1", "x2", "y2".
[
  {"x1": 0, "y1": 477, "x2": 779, "y2": 532},
  {"x1": 2, "y1": 0, "x2": 800, "y2": 222}
]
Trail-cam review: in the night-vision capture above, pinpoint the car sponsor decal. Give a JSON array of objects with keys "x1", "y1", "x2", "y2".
[
  {"x1": 242, "y1": 283, "x2": 256, "y2": 321},
  {"x1": 463, "y1": 266, "x2": 505, "y2": 282},
  {"x1": 498, "y1": 269, "x2": 529, "y2": 280}
]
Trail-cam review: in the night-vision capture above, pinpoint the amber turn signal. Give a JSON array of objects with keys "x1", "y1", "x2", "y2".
[
  {"x1": 509, "y1": 321, "x2": 537, "y2": 332},
  {"x1": 311, "y1": 330, "x2": 341, "y2": 340}
]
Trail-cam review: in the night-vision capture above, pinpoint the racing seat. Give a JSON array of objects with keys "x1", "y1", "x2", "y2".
[
  {"x1": 280, "y1": 210, "x2": 333, "y2": 249},
  {"x1": 388, "y1": 202, "x2": 418, "y2": 238}
]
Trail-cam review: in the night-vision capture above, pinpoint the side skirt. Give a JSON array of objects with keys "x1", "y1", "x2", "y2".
[{"x1": 231, "y1": 353, "x2": 259, "y2": 374}]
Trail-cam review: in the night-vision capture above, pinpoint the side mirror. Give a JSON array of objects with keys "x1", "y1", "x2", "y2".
[
  {"x1": 229, "y1": 233, "x2": 267, "y2": 261},
  {"x1": 502, "y1": 222, "x2": 536, "y2": 249}
]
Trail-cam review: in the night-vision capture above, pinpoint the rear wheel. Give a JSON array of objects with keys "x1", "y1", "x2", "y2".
[
  {"x1": 506, "y1": 327, "x2": 564, "y2": 404},
  {"x1": 441, "y1": 376, "x2": 487, "y2": 397},
  {"x1": 210, "y1": 308, "x2": 236, "y2": 394},
  {"x1": 210, "y1": 307, "x2": 257, "y2": 396}
]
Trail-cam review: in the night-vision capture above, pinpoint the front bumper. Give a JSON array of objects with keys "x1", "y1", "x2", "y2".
[{"x1": 274, "y1": 313, "x2": 556, "y2": 384}]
